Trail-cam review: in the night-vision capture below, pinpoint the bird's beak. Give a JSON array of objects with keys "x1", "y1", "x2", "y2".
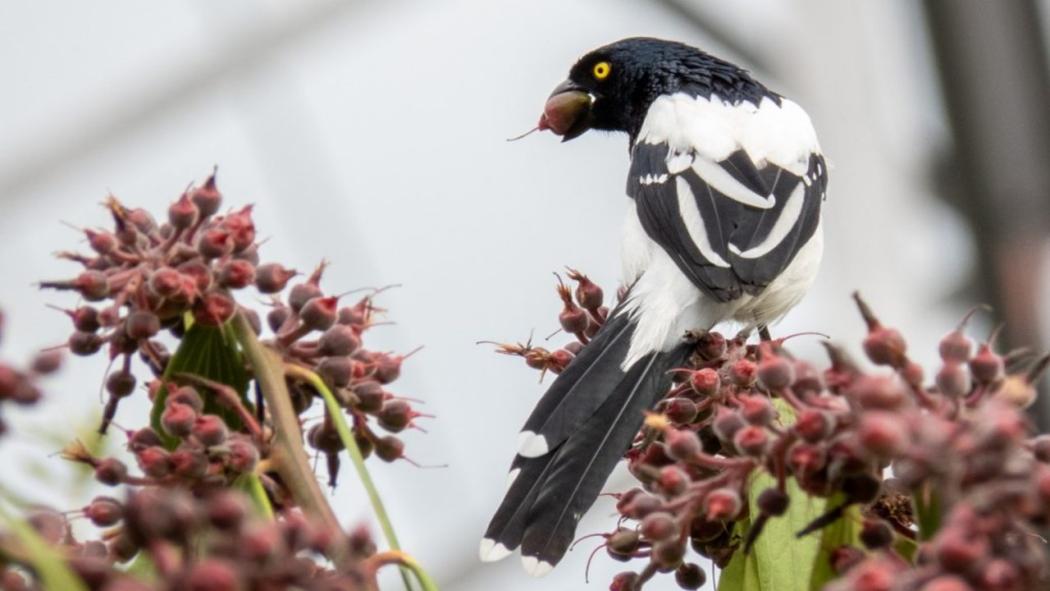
[{"x1": 537, "y1": 80, "x2": 593, "y2": 142}]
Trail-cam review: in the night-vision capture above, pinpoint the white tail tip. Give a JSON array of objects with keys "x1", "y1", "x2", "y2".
[
  {"x1": 516, "y1": 431, "x2": 549, "y2": 458},
  {"x1": 521, "y1": 555, "x2": 554, "y2": 577},
  {"x1": 479, "y1": 538, "x2": 512, "y2": 562}
]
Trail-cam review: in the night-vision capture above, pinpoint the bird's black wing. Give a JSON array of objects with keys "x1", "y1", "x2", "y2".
[{"x1": 627, "y1": 142, "x2": 826, "y2": 302}]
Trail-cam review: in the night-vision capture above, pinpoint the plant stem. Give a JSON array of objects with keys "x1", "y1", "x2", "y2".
[
  {"x1": 239, "y1": 472, "x2": 275, "y2": 520},
  {"x1": 229, "y1": 312, "x2": 343, "y2": 548},
  {"x1": 367, "y1": 551, "x2": 440, "y2": 591},
  {"x1": 285, "y1": 363, "x2": 424, "y2": 591}
]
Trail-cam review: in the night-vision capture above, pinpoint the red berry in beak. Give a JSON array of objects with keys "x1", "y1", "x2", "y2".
[{"x1": 538, "y1": 84, "x2": 592, "y2": 138}]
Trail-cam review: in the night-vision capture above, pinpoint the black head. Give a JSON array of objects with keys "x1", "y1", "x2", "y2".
[{"x1": 538, "y1": 37, "x2": 774, "y2": 143}]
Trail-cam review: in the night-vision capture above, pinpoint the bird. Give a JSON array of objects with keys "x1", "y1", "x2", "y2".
[{"x1": 480, "y1": 37, "x2": 827, "y2": 577}]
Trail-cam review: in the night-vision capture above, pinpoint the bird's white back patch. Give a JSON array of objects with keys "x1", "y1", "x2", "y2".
[{"x1": 638, "y1": 94, "x2": 820, "y2": 176}]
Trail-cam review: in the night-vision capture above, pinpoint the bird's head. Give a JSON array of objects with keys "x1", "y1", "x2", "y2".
[{"x1": 538, "y1": 37, "x2": 766, "y2": 143}]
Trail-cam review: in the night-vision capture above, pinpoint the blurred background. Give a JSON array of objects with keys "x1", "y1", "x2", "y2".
[{"x1": 1, "y1": 0, "x2": 1047, "y2": 589}]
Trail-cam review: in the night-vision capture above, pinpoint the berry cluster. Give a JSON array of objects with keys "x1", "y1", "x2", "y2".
[
  {"x1": 7, "y1": 489, "x2": 380, "y2": 591},
  {"x1": 495, "y1": 274, "x2": 1050, "y2": 591},
  {"x1": 0, "y1": 172, "x2": 433, "y2": 590},
  {"x1": 0, "y1": 310, "x2": 62, "y2": 437}
]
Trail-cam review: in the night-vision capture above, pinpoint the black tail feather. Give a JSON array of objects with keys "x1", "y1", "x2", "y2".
[
  {"x1": 481, "y1": 312, "x2": 691, "y2": 573},
  {"x1": 519, "y1": 345, "x2": 689, "y2": 568},
  {"x1": 480, "y1": 453, "x2": 554, "y2": 561},
  {"x1": 517, "y1": 313, "x2": 634, "y2": 456}
]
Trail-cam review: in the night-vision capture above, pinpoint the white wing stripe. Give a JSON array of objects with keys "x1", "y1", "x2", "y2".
[
  {"x1": 675, "y1": 177, "x2": 731, "y2": 268},
  {"x1": 733, "y1": 182, "x2": 805, "y2": 259},
  {"x1": 690, "y1": 157, "x2": 776, "y2": 210}
]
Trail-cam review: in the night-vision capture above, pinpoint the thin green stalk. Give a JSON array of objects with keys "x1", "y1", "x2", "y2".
[
  {"x1": 287, "y1": 364, "x2": 430, "y2": 591},
  {"x1": 0, "y1": 503, "x2": 88, "y2": 591},
  {"x1": 369, "y1": 551, "x2": 440, "y2": 591},
  {"x1": 238, "y1": 473, "x2": 275, "y2": 520},
  {"x1": 400, "y1": 552, "x2": 440, "y2": 591},
  {"x1": 229, "y1": 313, "x2": 342, "y2": 540}
]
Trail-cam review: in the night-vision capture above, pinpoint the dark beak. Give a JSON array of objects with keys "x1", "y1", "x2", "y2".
[{"x1": 537, "y1": 80, "x2": 593, "y2": 142}]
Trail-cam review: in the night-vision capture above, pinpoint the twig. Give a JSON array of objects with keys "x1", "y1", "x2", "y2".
[
  {"x1": 285, "y1": 363, "x2": 429, "y2": 591},
  {"x1": 229, "y1": 312, "x2": 344, "y2": 560}
]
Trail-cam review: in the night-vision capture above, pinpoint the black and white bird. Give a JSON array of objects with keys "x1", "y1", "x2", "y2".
[{"x1": 481, "y1": 37, "x2": 827, "y2": 576}]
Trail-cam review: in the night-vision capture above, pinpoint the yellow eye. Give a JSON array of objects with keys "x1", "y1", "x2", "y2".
[{"x1": 593, "y1": 61, "x2": 611, "y2": 80}]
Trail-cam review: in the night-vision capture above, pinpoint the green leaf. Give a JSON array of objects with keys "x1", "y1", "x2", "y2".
[
  {"x1": 0, "y1": 504, "x2": 88, "y2": 591},
  {"x1": 912, "y1": 483, "x2": 941, "y2": 540},
  {"x1": 149, "y1": 320, "x2": 251, "y2": 448},
  {"x1": 806, "y1": 496, "x2": 863, "y2": 590},
  {"x1": 718, "y1": 398, "x2": 863, "y2": 591},
  {"x1": 719, "y1": 474, "x2": 829, "y2": 591}
]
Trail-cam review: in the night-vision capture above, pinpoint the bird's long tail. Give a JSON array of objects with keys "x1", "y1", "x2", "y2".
[{"x1": 479, "y1": 311, "x2": 692, "y2": 575}]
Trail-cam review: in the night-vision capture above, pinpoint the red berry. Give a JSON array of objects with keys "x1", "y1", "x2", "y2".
[
  {"x1": 198, "y1": 228, "x2": 234, "y2": 259},
  {"x1": 738, "y1": 394, "x2": 775, "y2": 426},
  {"x1": 857, "y1": 412, "x2": 908, "y2": 457},
  {"x1": 733, "y1": 425, "x2": 769, "y2": 456},
  {"x1": 658, "y1": 465, "x2": 689, "y2": 495},
  {"x1": 675, "y1": 563, "x2": 706, "y2": 590},
  {"x1": 167, "y1": 386, "x2": 204, "y2": 412},
  {"x1": 712, "y1": 407, "x2": 746, "y2": 443},
  {"x1": 221, "y1": 205, "x2": 255, "y2": 252},
  {"x1": 217, "y1": 259, "x2": 256, "y2": 289},
  {"x1": 935, "y1": 361, "x2": 972, "y2": 398},
  {"x1": 795, "y1": 409, "x2": 834, "y2": 443},
  {"x1": 729, "y1": 359, "x2": 757, "y2": 387},
  {"x1": 859, "y1": 519, "x2": 893, "y2": 549},
  {"x1": 299, "y1": 296, "x2": 338, "y2": 331},
  {"x1": 375, "y1": 435, "x2": 404, "y2": 462},
  {"x1": 939, "y1": 329, "x2": 973, "y2": 364},
  {"x1": 664, "y1": 397, "x2": 698, "y2": 424},
  {"x1": 168, "y1": 192, "x2": 199, "y2": 230},
  {"x1": 75, "y1": 271, "x2": 110, "y2": 301},
  {"x1": 193, "y1": 414, "x2": 229, "y2": 446},
  {"x1": 136, "y1": 446, "x2": 173, "y2": 478},
  {"x1": 106, "y1": 371, "x2": 137, "y2": 398},
  {"x1": 94, "y1": 458, "x2": 128, "y2": 486},
  {"x1": 161, "y1": 402, "x2": 197, "y2": 439},
  {"x1": 970, "y1": 343, "x2": 1004, "y2": 384},
  {"x1": 757, "y1": 353, "x2": 794, "y2": 390},
  {"x1": 85, "y1": 496, "x2": 123, "y2": 527},
  {"x1": 226, "y1": 436, "x2": 259, "y2": 473},
  {"x1": 688, "y1": 368, "x2": 720, "y2": 397},
  {"x1": 850, "y1": 375, "x2": 907, "y2": 410},
  {"x1": 85, "y1": 229, "x2": 117, "y2": 255},
  {"x1": 191, "y1": 173, "x2": 223, "y2": 217},
  {"x1": 318, "y1": 325, "x2": 361, "y2": 356},
  {"x1": 318, "y1": 356, "x2": 353, "y2": 388},
  {"x1": 255, "y1": 263, "x2": 296, "y2": 294},
  {"x1": 757, "y1": 488, "x2": 789, "y2": 516},
  {"x1": 193, "y1": 291, "x2": 235, "y2": 326},
  {"x1": 125, "y1": 310, "x2": 160, "y2": 340},
  {"x1": 704, "y1": 488, "x2": 742, "y2": 521},
  {"x1": 640, "y1": 511, "x2": 677, "y2": 541},
  {"x1": 378, "y1": 400, "x2": 413, "y2": 433},
  {"x1": 664, "y1": 428, "x2": 701, "y2": 461}
]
